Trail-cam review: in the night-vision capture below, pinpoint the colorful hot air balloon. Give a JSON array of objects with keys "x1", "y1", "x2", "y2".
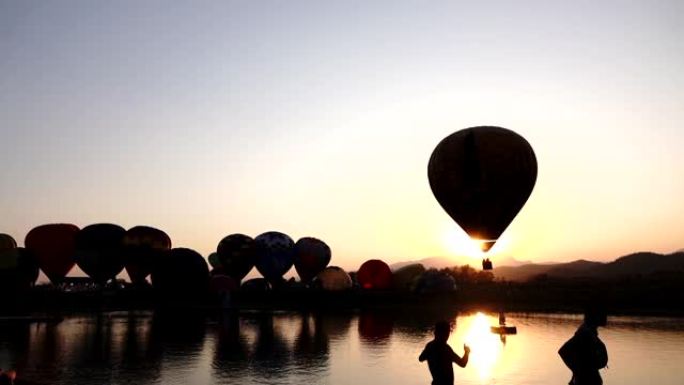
[
  {"x1": 123, "y1": 226, "x2": 171, "y2": 284},
  {"x1": 428, "y1": 126, "x2": 537, "y2": 267},
  {"x1": 217, "y1": 234, "x2": 255, "y2": 281},
  {"x1": 315, "y1": 266, "x2": 352, "y2": 291},
  {"x1": 74, "y1": 223, "x2": 126, "y2": 283},
  {"x1": 294, "y1": 237, "x2": 331, "y2": 283},
  {"x1": 254, "y1": 231, "x2": 295, "y2": 284},
  {"x1": 357, "y1": 259, "x2": 393, "y2": 290},
  {"x1": 151, "y1": 248, "x2": 209, "y2": 296},
  {"x1": 25, "y1": 224, "x2": 80, "y2": 284}
]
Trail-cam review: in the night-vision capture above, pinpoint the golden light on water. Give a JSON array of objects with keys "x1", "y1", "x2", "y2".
[{"x1": 460, "y1": 312, "x2": 503, "y2": 381}]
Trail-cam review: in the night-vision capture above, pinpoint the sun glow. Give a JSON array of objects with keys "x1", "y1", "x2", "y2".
[
  {"x1": 443, "y1": 230, "x2": 484, "y2": 260},
  {"x1": 442, "y1": 228, "x2": 514, "y2": 262},
  {"x1": 461, "y1": 312, "x2": 503, "y2": 380}
]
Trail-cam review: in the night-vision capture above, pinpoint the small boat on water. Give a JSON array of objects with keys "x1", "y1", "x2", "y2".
[{"x1": 490, "y1": 325, "x2": 517, "y2": 334}]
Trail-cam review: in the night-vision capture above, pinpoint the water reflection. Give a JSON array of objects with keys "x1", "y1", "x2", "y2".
[
  {"x1": 0, "y1": 311, "x2": 683, "y2": 385},
  {"x1": 461, "y1": 312, "x2": 502, "y2": 381}
]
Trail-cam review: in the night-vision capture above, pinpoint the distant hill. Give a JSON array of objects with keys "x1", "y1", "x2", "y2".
[
  {"x1": 390, "y1": 250, "x2": 684, "y2": 282},
  {"x1": 493, "y1": 251, "x2": 684, "y2": 281},
  {"x1": 390, "y1": 255, "x2": 531, "y2": 271}
]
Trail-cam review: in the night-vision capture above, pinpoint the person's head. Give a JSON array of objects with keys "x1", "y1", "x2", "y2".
[
  {"x1": 584, "y1": 306, "x2": 607, "y2": 328},
  {"x1": 434, "y1": 320, "x2": 452, "y2": 341}
]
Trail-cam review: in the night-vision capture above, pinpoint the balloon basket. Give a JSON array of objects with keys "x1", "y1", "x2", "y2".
[{"x1": 482, "y1": 259, "x2": 493, "y2": 270}]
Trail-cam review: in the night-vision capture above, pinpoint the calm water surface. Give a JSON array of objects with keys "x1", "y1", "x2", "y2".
[{"x1": 0, "y1": 310, "x2": 682, "y2": 385}]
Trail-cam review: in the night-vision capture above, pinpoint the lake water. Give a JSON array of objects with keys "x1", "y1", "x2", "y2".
[{"x1": 0, "y1": 310, "x2": 682, "y2": 385}]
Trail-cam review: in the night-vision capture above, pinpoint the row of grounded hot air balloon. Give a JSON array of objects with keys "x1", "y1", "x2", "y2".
[{"x1": 0, "y1": 226, "x2": 456, "y2": 295}]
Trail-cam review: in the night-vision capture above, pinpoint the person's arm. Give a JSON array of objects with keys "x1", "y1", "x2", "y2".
[
  {"x1": 451, "y1": 344, "x2": 470, "y2": 367},
  {"x1": 419, "y1": 343, "x2": 430, "y2": 362}
]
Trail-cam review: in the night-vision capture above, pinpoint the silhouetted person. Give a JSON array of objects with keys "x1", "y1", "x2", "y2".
[
  {"x1": 419, "y1": 321, "x2": 470, "y2": 385},
  {"x1": 559, "y1": 308, "x2": 608, "y2": 385}
]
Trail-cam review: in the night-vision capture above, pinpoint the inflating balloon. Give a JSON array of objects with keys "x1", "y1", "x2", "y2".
[
  {"x1": 0, "y1": 233, "x2": 17, "y2": 251},
  {"x1": 151, "y1": 248, "x2": 209, "y2": 295},
  {"x1": 254, "y1": 231, "x2": 295, "y2": 284},
  {"x1": 208, "y1": 252, "x2": 222, "y2": 269},
  {"x1": 17, "y1": 247, "x2": 40, "y2": 285},
  {"x1": 357, "y1": 259, "x2": 393, "y2": 290},
  {"x1": 123, "y1": 226, "x2": 171, "y2": 284},
  {"x1": 241, "y1": 277, "x2": 271, "y2": 292},
  {"x1": 210, "y1": 274, "x2": 239, "y2": 294},
  {"x1": 217, "y1": 234, "x2": 256, "y2": 281},
  {"x1": 392, "y1": 263, "x2": 426, "y2": 291},
  {"x1": 25, "y1": 223, "x2": 80, "y2": 284},
  {"x1": 0, "y1": 234, "x2": 18, "y2": 270},
  {"x1": 415, "y1": 269, "x2": 456, "y2": 293},
  {"x1": 315, "y1": 266, "x2": 352, "y2": 291},
  {"x1": 294, "y1": 237, "x2": 331, "y2": 283},
  {"x1": 0, "y1": 241, "x2": 39, "y2": 291},
  {"x1": 74, "y1": 223, "x2": 126, "y2": 283},
  {"x1": 428, "y1": 126, "x2": 537, "y2": 266}
]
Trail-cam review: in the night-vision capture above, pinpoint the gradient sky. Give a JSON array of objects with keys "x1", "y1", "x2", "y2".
[{"x1": 1, "y1": 1, "x2": 683, "y2": 274}]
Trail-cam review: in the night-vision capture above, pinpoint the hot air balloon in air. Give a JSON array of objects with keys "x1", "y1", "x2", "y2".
[
  {"x1": 217, "y1": 234, "x2": 256, "y2": 281},
  {"x1": 428, "y1": 126, "x2": 537, "y2": 269},
  {"x1": 74, "y1": 223, "x2": 126, "y2": 283},
  {"x1": 25, "y1": 224, "x2": 80, "y2": 284},
  {"x1": 254, "y1": 231, "x2": 295, "y2": 285},
  {"x1": 357, "y1": 259, "x2": 393, "y2": 290},
  {"x1": 122, "y1": 226, "x2": 171, "y2": 285},
  {"x1": 294, "y1": 237, "x2": 331, "y2": 283}
]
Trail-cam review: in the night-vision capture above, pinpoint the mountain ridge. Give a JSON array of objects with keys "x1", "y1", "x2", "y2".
[{"x1": 391, "y1": 250, "x2": 684, "y2": 282}]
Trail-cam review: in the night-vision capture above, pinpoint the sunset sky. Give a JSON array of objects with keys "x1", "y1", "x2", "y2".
[{"x1": 1, "y1": 1, "x2": 682, "y2": 274}]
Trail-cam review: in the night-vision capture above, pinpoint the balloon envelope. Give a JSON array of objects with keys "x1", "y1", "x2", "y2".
[
  {"x1": 294, "y1": 237, "x2": 331, "y2": 283},
  {"x1": 0, "y1": 247, "x2": 39, "y2": 291},
  {"x1": 415, "y1": 269, "x2": 456, "y2": 293},
  {"x1": 74, "y1": 223, "x2": 126, "y2": 283},
  {"x1": 254, "y1": 232, "x2": 295, "y2": 283},
  {"x1": 123, "y1": 226, "x2": 171, "y2": 284},
  {"x1": 428, "y1": 126, "x2": 537, "y2": 251},
  {"x1": 315, "y1": 266, "x2": 352, "y2": 291},
  {"x1": 151, "y1": 248, "x2": 209, "y2": 295},
  {"x1": 392, "y1": 263, "x2": 426, "y2": 291},
  {"x1": 210, "y1": 274, "x2": 239, "y2": 294},
  {"x1": 241, "y1": 277, "x2": 271, "y2": 292},
  {"x1": 0, "y1": 233, "x2": 17, "y2": 251},
  {"x1": 357, "y1": 259, "x2": 393, "y2": 290},
  {"x1": 208, "y1": 252, "x2": 222, "y2": 269},
  {"x1": 25, "y1": 223, "x2": 79, "y2": 283},
  {"x1": 217, "y1": 234, "x2": 255, "y2": 281}
]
